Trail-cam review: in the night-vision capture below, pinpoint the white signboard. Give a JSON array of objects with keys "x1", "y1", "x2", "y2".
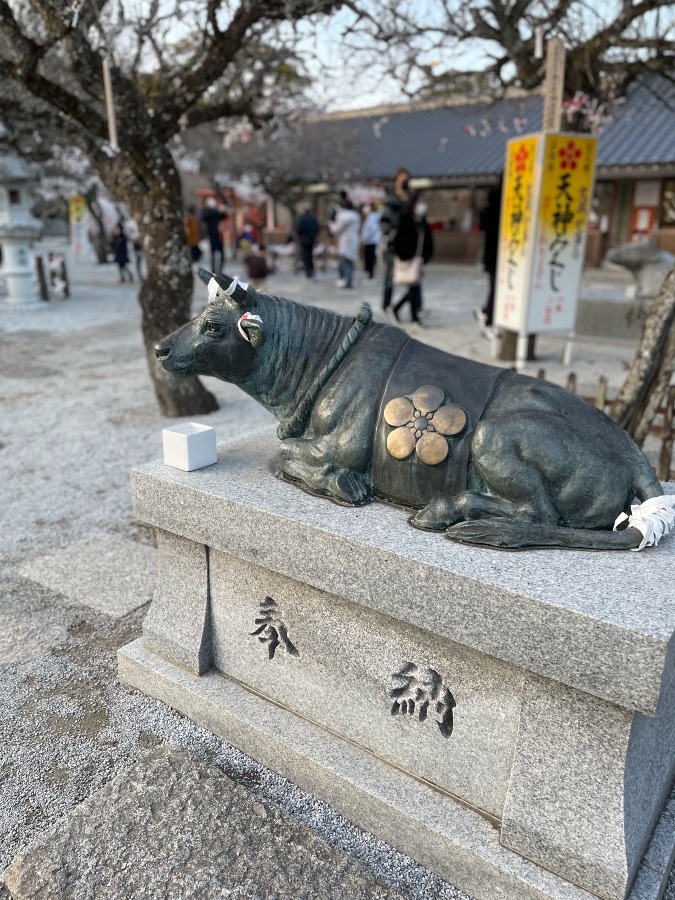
[{"x1": 495, "y1": 133, "x2": 597, "y2": 335}]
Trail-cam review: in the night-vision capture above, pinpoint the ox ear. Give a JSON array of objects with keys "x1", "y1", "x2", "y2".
[{"x1": 238, "y1": 313, "x2": 266, "y2": 349}]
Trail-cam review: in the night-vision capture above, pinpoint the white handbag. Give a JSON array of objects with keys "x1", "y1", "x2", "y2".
[
  {"x1": 392, "y1": 224, "x2": 425, "y2": 286},
  {"x1": 393, "y1": 255, "x2": 422, "y2": 286}
]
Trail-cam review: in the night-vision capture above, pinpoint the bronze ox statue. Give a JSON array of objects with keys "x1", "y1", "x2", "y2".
[{"x1": 154, "y1": 271, "x2": 674, "y2": 552}]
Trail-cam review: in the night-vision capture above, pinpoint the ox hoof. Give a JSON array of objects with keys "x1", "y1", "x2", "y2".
[
  {"x1": 411, "y1": 498, "x2": 458, "y2": 531},
  {"x1": 330, "y1": 470, "x2": 371, "y2": 505},
  {"x1": 446, "y1": 520, "x2": 518, "y2": 549}
]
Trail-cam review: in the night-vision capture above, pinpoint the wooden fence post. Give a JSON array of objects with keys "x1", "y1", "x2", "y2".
[
  {"x1": 657, "y1": 385, "x2": 675, "y2": 482},
  {"x1": 595, "y1": 376, "x2": 608, "y2": 411}
]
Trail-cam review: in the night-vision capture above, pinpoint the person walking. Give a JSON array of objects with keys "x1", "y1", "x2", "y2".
[
  {"x1": 295, "y1": 204, "x2": 320, "y2": 278},
  {"x1": 201, "y1": 197, "x2": 226, "y2": 274},
  {"x1": 184, "y1": 205, "x2": 202, "y2": 262},
  {"x1": 380, "y1": 168, "x2": 411, "y2": 311},
  {"x1": 327, "y1": 189, "x2": 348, "y2": 223},
  {"x1": 111, "y1": 224, "x2": 133, "y2": 283},
  {"x1": 329, "y1": 197, "x2": 360, "y2": 289},
  {"x1": 360, "y1": 204, "x2": 380, "y2": 279},
  {"x1": 125, "y1": 216, "x2": 144, "y2": 280},
  {"x1": 391, "y1": 194, "x2": 433, "y2": 325},
  {"x1": 477, "y1": 181, "x2": 502, "y2": 333}
]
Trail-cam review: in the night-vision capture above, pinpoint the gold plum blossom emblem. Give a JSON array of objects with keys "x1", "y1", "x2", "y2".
[{"x1": 384, "y1": 385, "x2": 467, "y2": 466}]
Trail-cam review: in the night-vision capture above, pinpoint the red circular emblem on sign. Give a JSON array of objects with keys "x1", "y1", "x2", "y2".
[
  {"x1": 559, "y1": 141, "x2": 582, "y2": 170},
  {"x1": 515, "y1": 145, "x2": 529, "y2": 172}
]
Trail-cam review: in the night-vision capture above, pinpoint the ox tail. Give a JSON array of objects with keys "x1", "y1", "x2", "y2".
[
  {"x1": 446, "y1": 520, "x2": 645, "y2": 551},
  {"x1": 632, "y1": 459, "x2": 664, "y2": 504}
]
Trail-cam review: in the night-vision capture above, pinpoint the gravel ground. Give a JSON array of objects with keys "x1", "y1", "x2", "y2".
[{"x1": 0, "y1": 243, "x2": 669, "y2": 899}]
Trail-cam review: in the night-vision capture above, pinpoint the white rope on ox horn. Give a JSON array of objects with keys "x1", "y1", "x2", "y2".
[
  {"x1": 224, "y1": 276, "x2": 249, "y2": 295},
  {"x1": 207, "y1": 277, "x2": 221, "y2": 303},
  {"x1": 613, "y1": 495, "x2": 675, "y2": 550},
  {"x1": 207, "y1": 275, "x2": 249, "y2": 303}
]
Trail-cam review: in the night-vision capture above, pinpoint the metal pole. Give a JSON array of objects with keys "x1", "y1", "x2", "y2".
[
  {"x1": 102, "y1": 56, "x2": 119, "y2": 151},
  {"x1": 490, "y1": 329, "x2": 501, "y2": 360},
  {"x1": 562, "y1": 330, "x2": 575, "y2": 367},
  {"x1": 516, "y1": 332, "x2": 529, "y2": 371}
]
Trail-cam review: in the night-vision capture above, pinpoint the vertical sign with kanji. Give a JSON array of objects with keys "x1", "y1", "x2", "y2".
[
  {"x1": 494, "y1": 135, "x2": 538, "y2": 332},
  {"x1": 495, "y1": 133, "x2": 596, "y2": 336},
  {"x1": 528, "y1": 135, "x2": 597, "y2": 332},
  {"x1": 69, "y1": 194, "x2": 87, "y2": 257}
]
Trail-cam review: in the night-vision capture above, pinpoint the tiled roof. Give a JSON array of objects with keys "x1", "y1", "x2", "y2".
[
  {"x1": 324, "y1": 77, "x2": 675, "y2": 182},
  {"x1": 595, "y1": 78, "x2": 675, "y2": 169}
]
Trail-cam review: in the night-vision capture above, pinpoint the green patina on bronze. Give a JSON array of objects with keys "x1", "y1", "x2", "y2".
[{"x1": 154, "y1": 271, "x2": 663, "y2": 551}]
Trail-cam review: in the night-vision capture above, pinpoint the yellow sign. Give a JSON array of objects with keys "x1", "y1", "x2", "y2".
[
  {"x1": 69, "y1": 194, "x2": 86, "y2": 221},
  {"x1": 69, "y1": 194, "x2": 87, "y2": 256},
  {"x1": 528, "y1": 135, "x2": 597, "y2": 331},
  {"x1": 495, "y1": 135, "x2": 538, "y2": 330},
  {"x1": 495, "y1": 133, "x2": 597, "y2": 334}
]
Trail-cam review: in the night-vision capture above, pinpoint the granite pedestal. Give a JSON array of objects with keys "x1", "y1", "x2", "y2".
[{"x1": 118, "y1": 428, "x2": 675, "y2": 900}]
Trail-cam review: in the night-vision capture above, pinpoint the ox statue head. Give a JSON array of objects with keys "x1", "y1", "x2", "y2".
[{"x1": 154, "y1": 270, "x2": 266, "y2": 382}]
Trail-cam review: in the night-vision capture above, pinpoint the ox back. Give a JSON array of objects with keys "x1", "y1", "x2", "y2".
[{"x1": 372, "y1": 340, "x2": 508, "y2": 508}]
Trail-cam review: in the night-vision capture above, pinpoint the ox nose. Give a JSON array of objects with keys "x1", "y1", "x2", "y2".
[{"x1": 155, "y1": 343, "x2": 171, "y2": 361}]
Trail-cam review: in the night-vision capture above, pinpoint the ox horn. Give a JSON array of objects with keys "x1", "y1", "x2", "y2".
[{"x1": 198, "y1": 269, "x2": 250, "y2": 307}]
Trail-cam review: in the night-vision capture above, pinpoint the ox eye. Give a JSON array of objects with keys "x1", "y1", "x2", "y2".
[{"x1": 204, "y1": 322, "x2": 223, "y2": 336}]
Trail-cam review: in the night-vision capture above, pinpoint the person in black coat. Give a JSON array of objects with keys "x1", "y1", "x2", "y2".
[
  {"x1": 380, "y1": 168, "x2": 411, "y2": 312},
  {"x1": 478, "y1": 181, "x2": 502, "y2": 328},
  {"x1": 111, "y1": 224, "x2": 133, "y2": 282},
  {"x1": 201, "y1": 198, "x2": 226, "y2": 274},
  {"x1": 391, "y1": 194, "x2": 433, "y2": 325},
  {"x1": 295, "y1": 204, "x2": 320, "y2": 278}
]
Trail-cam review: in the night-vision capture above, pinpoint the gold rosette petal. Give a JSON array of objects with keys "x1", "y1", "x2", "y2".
[
  {"x1": 387, "y1": 427, "x2": 416, "y2": 459},
  {"x1": 383, "y1": 396, "x2": 414, "y2": 427},
  {"x1": 411, "y1": 385, "x2": 444, "y2": 415},
  {"x1": 431, "y1": 404, "x2": 467, "y2": 436},
  {"x1": 416, "y1": 432, "x2": 449, "y2": 466}
]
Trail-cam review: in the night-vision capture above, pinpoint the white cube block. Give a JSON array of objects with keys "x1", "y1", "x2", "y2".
[{"x1": 162, "y1": 423, "x2": 217, "y2": 472}]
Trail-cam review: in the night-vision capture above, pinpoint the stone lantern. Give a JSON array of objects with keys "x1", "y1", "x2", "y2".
[{"x1": 0, "y1": 154, "x2": 43, "y2": 306}]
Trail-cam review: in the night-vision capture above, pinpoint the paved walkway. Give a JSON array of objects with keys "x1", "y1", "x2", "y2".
[{"x1": 0, "y1": 241, "x2": 668, "y2": 899}]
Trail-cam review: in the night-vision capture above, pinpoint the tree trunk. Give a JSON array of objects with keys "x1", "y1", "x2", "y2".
[
  {"x1": 90, "y1": 235, "x2": 109, "y2": 264},
  {"x1": 86, "y1": 196, "x2": 110, "y2": 264},
  {"x1": 97, "y1": 142, "x2": 217, "y2": 417},
  {"x1": 610, "y1": 267, "x2": 675, "y2": 445}
]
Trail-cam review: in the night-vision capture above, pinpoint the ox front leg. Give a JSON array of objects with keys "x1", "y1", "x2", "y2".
[{"x1": 278, "y1": 439, "x2": 372, "y2": 505}]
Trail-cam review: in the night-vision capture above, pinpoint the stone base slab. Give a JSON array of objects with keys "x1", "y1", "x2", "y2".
[
  {"x1": 126, "y1": 437, "x2": 675, "y2": 899},
  {"x1": 2, "y1": 746, "x2": 408, "y2": 900},
  {"x1": 119, "y1": 638, "x2": 598, "y2": 900},
  {"x1": 19, "y1": 533, "x2": 157, "y2": 618}
]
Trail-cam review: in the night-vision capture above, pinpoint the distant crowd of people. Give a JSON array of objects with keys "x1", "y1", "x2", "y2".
[
  {"x1": 176, "y1": 174, "x2": 501, "y2": 334},
  {"x1": 183, "y1": 199, "x2": 275, "y2": 289},
  {"x1": 291, "y1": 175, "x2": 434, "y2": 325}
]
